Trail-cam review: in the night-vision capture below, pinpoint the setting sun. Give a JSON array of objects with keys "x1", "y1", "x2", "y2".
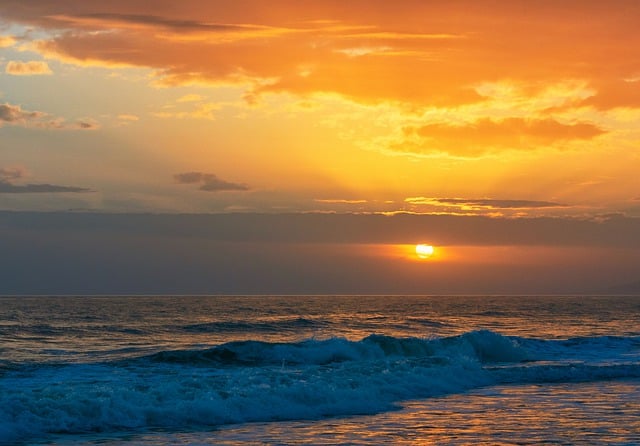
[{"x1": 415, "y1": 244, "x2": 435, "y2": 259}]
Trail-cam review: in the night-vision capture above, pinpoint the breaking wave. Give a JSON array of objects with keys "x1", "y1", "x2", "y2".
[{"x1": 2, "y1": 330, "x2": 639, "y2": 444}]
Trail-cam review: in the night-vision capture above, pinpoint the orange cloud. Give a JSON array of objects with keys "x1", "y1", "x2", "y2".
[
  {"x1": 397, "y1": 118, "x2": 605, "y2": 157},
  {"x1": 1, "y1": 1, "x2": 636, "y2": 110}
]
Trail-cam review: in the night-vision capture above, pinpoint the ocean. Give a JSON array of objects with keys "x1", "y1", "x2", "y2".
[{"x1": 1, "y1": 295, "x2": 639, "y2": 445}]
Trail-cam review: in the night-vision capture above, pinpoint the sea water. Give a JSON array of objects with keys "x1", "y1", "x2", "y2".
[{"x1": 1, "y1": 295, "x2": 639, "y2": 445}]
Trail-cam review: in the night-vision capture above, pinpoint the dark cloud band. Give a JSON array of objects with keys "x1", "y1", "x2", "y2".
[
  {"x1": 0, "y1": 167, "x2": 91, "y2": 193},
  {"x1": 0, "y1": 182, "x2": 91, "y2": 193}
]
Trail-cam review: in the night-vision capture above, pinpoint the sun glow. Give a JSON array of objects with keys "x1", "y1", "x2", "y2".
[{"x1": 415, "y1": 244, "x2": 435, "y2": 259}]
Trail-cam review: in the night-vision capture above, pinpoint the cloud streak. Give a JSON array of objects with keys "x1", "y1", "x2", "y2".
[
  {"x1": 49, "y1": 12, "x2": 255, "y2": 33},
  {"x1": 174, "y1": 171, "x2": 249, "y2": 192},
  {"x1": 405, "y1": 197, "x2": 568, "y2": 210}
]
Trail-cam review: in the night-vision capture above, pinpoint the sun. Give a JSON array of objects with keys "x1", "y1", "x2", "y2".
[{"x1": 415, "y1": 244, "x2": 435, "y2": 259}]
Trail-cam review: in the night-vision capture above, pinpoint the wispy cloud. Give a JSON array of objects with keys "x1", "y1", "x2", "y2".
[
  {"x1": 174, "y1": 171, "x2": 249, "y2": 192},
  {"x1": 0, "y1": 103, "x2": 99, "y2": 129},
  {"x1": 5, "y1": 60, "x2": 53, "y2": 75}
]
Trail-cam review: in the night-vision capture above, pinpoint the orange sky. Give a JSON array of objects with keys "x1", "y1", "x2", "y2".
[
  {"x1": 1, "y1": 2, "x2": 639, "y2": 293},
  {"x1": 1, "y1": 0, "x2": 639, "y2": 216}
]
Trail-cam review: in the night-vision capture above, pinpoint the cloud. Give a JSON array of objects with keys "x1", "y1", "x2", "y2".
[
  {"x1": 405, "y1": 197, "x2": 568, "y2": 210},
  {"x1": 412, "y1": 118, "x2": 604, "y2": 141},
  {"x1": 73, "y1": 119, "x2": 100, "y2": 130},
  {"x1": 0, "y1": 102, "x2": 99, "y2": 129},
  {"x1": 0, "y1": 167, "x2": 92, "y2": 193},
  {"x1": 174, "y1": 171, "x2": 249, "y2": 192},
  {"x1": 398, "y1": 118, "x2": 605, "y2": 156},
  {"x1": 0, "y1": 103, "x2": 45, "y2": 124},
  {"x1": 41, "y1": 118, "x2": 101, "y2": 130},
  {"x1": 0, "y1": 183, "x2": 92, "y2": 193},
  {"x1": 5, "y1": 60, "x2": 53, "y2": 75},
  {"x1": 52, "y1": 12, "x2": 252, "y2": 33}
]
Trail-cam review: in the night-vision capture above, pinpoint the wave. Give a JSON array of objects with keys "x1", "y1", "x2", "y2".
[
  {"x1": 150, "y1": 329, "x2": 638, "y2": 368},
  {"x1": 144, "y1": 330, "x2": 528, "y2": 367},
  {"x1": 2, "y1": 330, "x2": 639, "y2": 444}
]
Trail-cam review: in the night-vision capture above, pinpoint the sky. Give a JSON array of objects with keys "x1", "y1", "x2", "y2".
[{"x1": 1, "y1": 1, "x2": 639, "y2": 294}]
